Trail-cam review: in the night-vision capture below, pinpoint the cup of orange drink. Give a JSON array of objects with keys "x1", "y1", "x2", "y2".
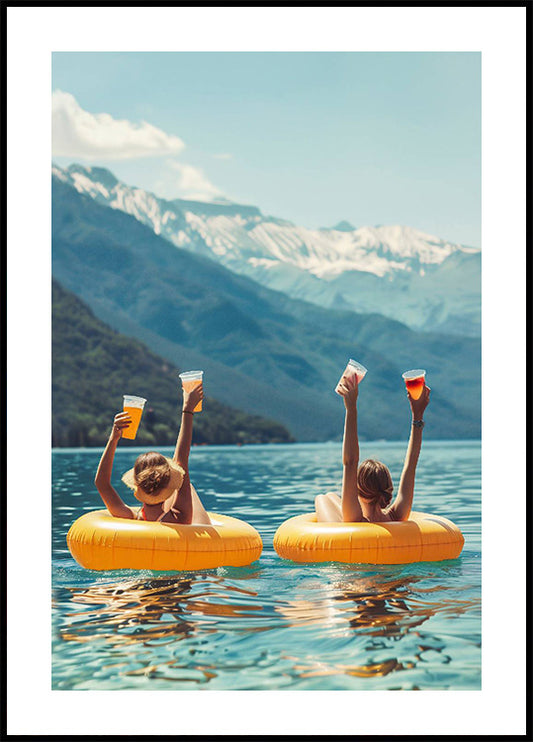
[
  {"x1": 335, "y1": 359, "x2": 367, "y2": 395},
  {"x1": 122, "y1": 395, "x2": 147, "y2": 440},
  {"x1": 402, "y1": 369, "x2": 426, "y2": 400},
  {"x1": 179, "y1": 370, "x2": 204, "y2": 412}
]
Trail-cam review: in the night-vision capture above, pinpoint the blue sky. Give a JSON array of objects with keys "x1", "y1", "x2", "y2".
[{"x1": 52, "y1": 51, "x2": 481, "y2": 246}]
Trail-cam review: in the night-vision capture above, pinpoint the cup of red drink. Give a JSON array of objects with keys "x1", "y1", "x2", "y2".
[
  {"x1": 335, "y1": 359, "x2": 367, "y2": 394},
  {"x1": 402, "y1": 369, "x2": 426, "y2": 400}
]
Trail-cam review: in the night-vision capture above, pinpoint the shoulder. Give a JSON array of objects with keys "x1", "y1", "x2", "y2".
[
  {"x1": 161, "y1": 509, "x2": 185, "y2": 524},
  {"x1": 384, "y1": 506, "x2": 398, "y2": 522},
  {"x1": 161, "y1": 495, "x2": 183, "y2": 523}
]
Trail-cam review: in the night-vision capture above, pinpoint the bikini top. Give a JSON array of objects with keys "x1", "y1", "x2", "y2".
[
  {"x1": 362, "y1": 506, "x2": 398, "y2": 523},
  {"x1": 136, "y1": 503, "x2": 181, "y2": 523}
]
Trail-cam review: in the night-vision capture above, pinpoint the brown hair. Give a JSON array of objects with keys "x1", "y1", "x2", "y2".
[
  {"x1": 133, "y1": 452, "x2": 171, "y2": 495},
  {"x1": 357, "y1": 459, "x2": 393, "y2": 508}
]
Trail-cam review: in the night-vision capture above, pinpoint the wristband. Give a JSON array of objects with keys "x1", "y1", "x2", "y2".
[
  {"x1": 412, "y1": 420, "x2": 424, "y2": 429},
  {"x1": 182, "y1": 410, "x2": 194, "y2": 415}
]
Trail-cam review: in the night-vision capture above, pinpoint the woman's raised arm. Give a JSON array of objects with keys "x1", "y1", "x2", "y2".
[
  {"x1": 339, "y1": 377, "x2": 364, "y2": 522},
  {"x1": 94, "y1": 412, "x2": 134, "y2": 519},
  {"x1": 391, "y1": 385, "x2": 431, "y2": 521},
  {"x1": 172, "y1": 383, "x2": 204, "y2": 524}
]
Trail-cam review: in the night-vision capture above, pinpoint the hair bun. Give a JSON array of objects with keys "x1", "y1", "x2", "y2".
[
  {"x1": 135, "y1": 462, "x2": 171, "y2": 495},
  {"x1": 379, "y1": 489, "x2": 393, "y2": 508}
]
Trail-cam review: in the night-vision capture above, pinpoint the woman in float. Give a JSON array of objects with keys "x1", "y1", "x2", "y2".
[
  {"x1": 94, "y1": 382, "x2": 211, "y2": 525},
  {"x1": 315, "y1": 372, "x2": 430, "y2": 523}
]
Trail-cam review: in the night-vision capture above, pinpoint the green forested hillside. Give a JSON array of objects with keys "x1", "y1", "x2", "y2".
[{"x1": 52, "y1": 279, "x2": 294, "y2": 447}]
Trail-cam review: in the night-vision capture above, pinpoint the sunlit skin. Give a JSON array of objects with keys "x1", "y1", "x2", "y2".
[
  {"x1": 315, "y1": 377, "x2": 431, "y2": 523},
  {"x1": 94, "y1": 384, "x2": 210, "y2": 524}
]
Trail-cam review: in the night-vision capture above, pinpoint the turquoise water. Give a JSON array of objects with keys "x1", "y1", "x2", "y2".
[{"x1": 52, "y1": 441, "x2": 481, "y2": 690}]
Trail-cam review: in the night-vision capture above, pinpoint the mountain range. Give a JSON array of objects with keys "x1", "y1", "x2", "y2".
[
  {"x1": 52, "y1": 163, "x2": 481, "y2": 337},
  {"x1": 52, "y1": 279, "x2": 293, "y2": 447},
  {"x1": 52, "y1": 172, "x2": 480, "y2": 441}
]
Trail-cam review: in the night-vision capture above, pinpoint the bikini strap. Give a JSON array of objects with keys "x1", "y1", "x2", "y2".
[
  {"x1": 157, "y1": 504, "x2": 181, "y2": 522},
  {"x1": 137, "y1": 505, "x2": 178, "y2": 522}
]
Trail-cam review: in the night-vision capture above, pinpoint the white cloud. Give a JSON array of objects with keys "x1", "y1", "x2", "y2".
[
  {"x1": 52, "y1": 90, "x2": 185, "y2": 160},
  {"x1": 212, "y1": 152, "x2": 233, "y2": 160},
  {"x1": 162, "y1": 160, "x2": 224, "y2": 201}
]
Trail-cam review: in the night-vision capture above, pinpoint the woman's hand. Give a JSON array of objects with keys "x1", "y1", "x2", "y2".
[
  {"x1": 95, "y1": 414, "x2": 135, "y2": 519},
  {"x1": 111, "y1": 411, "x2": 132, "y2": 440},
  {"x1": 338, "y1": 375, "x2": 359, "y2": 410},
  {"x1": 183, "y1": 382, "x2": 203, "y2": 413},
  {"x1": 408, "y1": 384, "x2": 431, "y2": 419},
  {"x1": 175, "y1": 383, "x2": 203, "y2": 469}
]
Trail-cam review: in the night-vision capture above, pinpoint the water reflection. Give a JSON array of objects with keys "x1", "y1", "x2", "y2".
[
  {"x1": 279, "y1": 572, "x2": 477, "y2": 632},
  {"x1": 277, "y1": 571, "x2": 480, "y2": 682},
  {"x1": 60, "y1": 574, "x2": 265, "y2": 646},
  {"x1": 56, "y1": 574, "x2": 274, "y2": 685},
  {"x1": 61, "y1": 578, "x2": 199, "y2": 646},
  {"x1": 53, "y1": 566, "x2": 480, "y2": 689},
  {"x1": 52, "y1": 443, "x2": 481, "y2": 690}
]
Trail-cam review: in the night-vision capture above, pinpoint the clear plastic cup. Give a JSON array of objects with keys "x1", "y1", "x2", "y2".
[
  {"x1": 122, "y1": 395, "x2": 147, "y2": 440},
  {"x1": 335, "y1": 359, "x2": 367, "y2": 395},
  {"x1": 179, "y1": 370, "x2": 204, "y2": 412},
  {"x1": 402, "y1": 369, "x2": 426, "y2": 400}
]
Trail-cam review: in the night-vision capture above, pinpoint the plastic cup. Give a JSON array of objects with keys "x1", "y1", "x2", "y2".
[
  {"x1": 335, "y1": 359, "x2": 367, "y2": 395},
  {"x1": 402, "y1": 369, "x2": 426, "y2": 400},
  {"x1": 179, "y1": 370, "x2": 204, "y2": 412},
  {"x1": 122, "y1": 395, "x2": 147, "y2": 440}
]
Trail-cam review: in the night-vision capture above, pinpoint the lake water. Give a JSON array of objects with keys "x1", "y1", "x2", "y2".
[{"x1": 52, "y1": 441, "x2": 481, "y2": 691}]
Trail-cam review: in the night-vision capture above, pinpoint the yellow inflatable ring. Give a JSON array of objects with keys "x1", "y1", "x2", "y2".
[
  {"x1": 67, "y1": 510, "x2": 263, "y2": 571},
  {"x1": 273, "y1": 511, "x2": 464, "y2": 565}
]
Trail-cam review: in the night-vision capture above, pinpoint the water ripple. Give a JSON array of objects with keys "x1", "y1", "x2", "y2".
[{"x1": 52, "y1": 441, "x2": 481, "y2": 690}]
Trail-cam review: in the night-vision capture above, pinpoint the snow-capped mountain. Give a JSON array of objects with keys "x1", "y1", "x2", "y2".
[{"x1": 52, "y1": 163, "x2": 481, "y2": 336}]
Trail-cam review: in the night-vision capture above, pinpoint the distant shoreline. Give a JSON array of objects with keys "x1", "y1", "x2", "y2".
[{"x1": 52, "y1": 438, "x2": 482, "y2": 452}]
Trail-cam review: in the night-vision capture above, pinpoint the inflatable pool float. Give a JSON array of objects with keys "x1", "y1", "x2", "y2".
[
  {"x1": 273, "y1": 511, "x2": 464, "y2": 565},
  {"x1": 67, "y1": 510, "x2": 263, "y2": 571}
]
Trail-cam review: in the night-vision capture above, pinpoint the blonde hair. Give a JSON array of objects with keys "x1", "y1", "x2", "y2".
[
  {"x1": 357, "y1": 459, "x2": 393, "y2": 508},
  {"x1": 133, "y1": 451, "x2": 171, "y2": 495}
]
